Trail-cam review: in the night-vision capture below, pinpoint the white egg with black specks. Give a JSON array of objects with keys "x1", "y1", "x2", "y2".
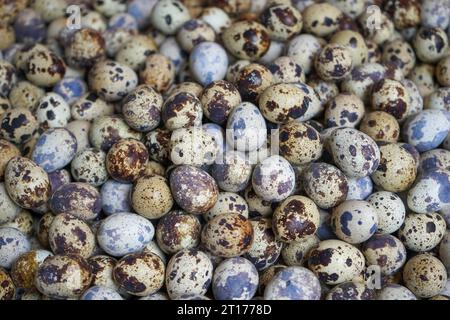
[{"x1": 367, "y1": 191, "x2": 405, "y2": 234}]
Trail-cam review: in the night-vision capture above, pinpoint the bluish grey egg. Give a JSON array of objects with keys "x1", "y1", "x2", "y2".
[
  {"x1": 97, "y1": 212, "x2": 154, "y2": 257},
  {"x1": 190, "y1": 42, "x2": 228, "y2": 86},
  {"x1": 101, "y1": 180, "x2": 132, "y2": 215},
  {"x1": 418, "y1": 149, "x2": 450, "y2": 173},
  {"x1": 81, "y1": 286, "x2": 123, "y2": 300},
  {"x1": 53, "y1": 77, "x2": 88, "y2": 105},
  {"x1": 159, "y1": 37, "x2": 187, "y2": 74},
  {"x1": 13, "y1": 9, "x2": 46, "y2": 44},
  {"x1": 346, "y1": 176, "x2": 373, "y2": 200},
  {"x1": 0, "y1": 227, "x2": 31, "y2": 269}
]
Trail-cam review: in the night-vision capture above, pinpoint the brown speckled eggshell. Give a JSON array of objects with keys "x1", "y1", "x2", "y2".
[
  {"x1": 0, "y1": 139, "x2": 20, "y2": 180},
  {"x1": 0, "y1": 268, "x2": 15, "y2": 300},
  {"x1": 201, "y1": 213, "x2": 254, "y2": 258}
]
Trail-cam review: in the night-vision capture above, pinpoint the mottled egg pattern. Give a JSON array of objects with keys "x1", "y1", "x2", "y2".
[
  {"x1": 236, "y1": 63, "x2": 273, "y2": 104},
  {"x1": 315, "y1": 44, "x2": 353, "y2": 81},
  {"x1": 418, "y1": 148, "x2": 450, "y2": 173},
  {"x1": 331, "y1": 200, "x2": 378, "y2": 244},
  {"x1": 81, "y1": 286, "x2": 123, "y2": 300},
  {"x1": 264, "y1": 266, "x2": 321, "y2": 300},
  {"x1": 377, "y1": 284, "x2": 417, "y2": 300},
  {"x1": 162, "y1": 92, "x2": 202, "y2": 131},
  {"x1": 65, "y1": 28, "x2": 106, "y2": 69},
  {"x1": 346, "y1": 176, "x2": 373, "y2": 201},
  {"x1": 308, "y1": 239, "x2": 365, "y2": 285},
  {"x1": 413, "y1": 27, "x2": 449, "y2": 63},
  {"x1": 325, "y1": 93, "x2": 365, "y2": 129},
  {"x1": 101, "y1": 180, "x2": 132, "y2": 215},
  {"x1": 0, "y1": 268, "x2": 15, "y2": 300},
  {"x1": 281, "y1": 235, "x2": 319, "y2": 267},
  {"x1": 36, "y1": 93, "x2": 71, "y2": 130},
  {"x1": 244, "y1": 218, "x2": 282, "y2": 271},
  {"x1": 25, "y1": 49, "x2": 65, "y2": 88},
  {"x1": 35, "y1": 254, "x2": 92, "y2": 299},
  {"x1": 156, "y1": 210, "x2": 201, "y2": 254},
  {"x1": 71, "y1": 93, "x2": 114, "y2": 122},
  {"x1": 106, "y1": 139, "x2": 148, "y2": 183},
  {"x1": 71, "y1": 148, "x2": 108, "y2": 187},
  {"x1": 165, "y1": 249, "x2": 213, "y2": 299},
  {"x1": 113, "y1": 252, "x2": 165, "y2": 297},
  {"x1": 4, "y1": 156, "x2": 51, "y2": 210},
  {"x1": 150, "y1": 0, "x2": 190, "y2": 35},
  {"x1": 273, "y1": 195, "x2": 320, "y2": 242},
  {"x1": 328, "y1": 127, "x2": 380, "y2": 178},
  {"x1": 213, "y1": 257, "x2": 258, "y2": 300},
  {"x1": 50, "y1": 182, "x2": 101, "y2": 220},
  {"x1": 0, "y1": 108, "x2": 38, "y2": 144},
  {"x1": 88, "y1": 255, "x2": 119, "y2": 291},
  {"x1": 398, "y1": 213, "x2": 446, "y2": 252},
  {"x1": 0, "y1": 227, "x2": 31, "y2": 269},
  {"x1": 170, "y1": 165, "x2": 218, "y2": 214},
  {"x1": 360, "y1": 111, "x2": 400, "y2": 143},
  {"x1": 205, "y1": 192, "x2": 249, "y2": 222},
  {"x1": 201, "y1": 213, "x2": 253, "y2": 258},
  {"x1": 302, "y1": 3, "x2": 342, "y2": 37},
  {"x1": 403, "y1": 254, "x2": 447, "y2": 298},
  {"x1": 32, "y1": 128, "x2": 77, "y2": 173},
  {"x1": 190, "y1": 42, "x2": 228, "y2": 86},
  {"x1": 367, "y1": 191, "x2": 405, "y2": 234},
  {"x1": 97, "y1": 212, "x2": 154, "y2": 257},
  {"x1": 10, "y1": 249, "x2": 52, "y2": 290},
  {"x1": 252, "y1": 155, "x2": 295, "y2": 202},
  {"x1": 371, "y1": 79, "x2": 410, "y2": 121},
  {"x1": 362, "y1": 234, "x2": 406, "y2": 276},
  {"x1": 0, "y1": 182, "x2": 21, "y2": 224},
  {"x1": 259, "y1": 4, "x2": 303, "y2": 41},
  {"x1": 326, "y1": 281, "x2": 375, "y2": 300},
  {"x1": 201, "y1": 80, "x2": 241, "y2": 125},
  {"x1": 222, "y1": 20, "x2": 270, "y2": 61},
  {"x1": 140, "y1": 53, "x2": 175, "y2": 93}
]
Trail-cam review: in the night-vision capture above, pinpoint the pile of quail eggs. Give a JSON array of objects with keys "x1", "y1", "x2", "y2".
[{"x1": 0, "y1": 0, "x2": 450, "y2": 301}]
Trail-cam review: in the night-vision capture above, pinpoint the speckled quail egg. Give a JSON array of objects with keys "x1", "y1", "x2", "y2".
[
  {"x1": 201, "y1": 80, "x2": 241, "y2": 125},
  {"x1": 64, "y1": 28, "x2": 106, "y2": 69},
  {"x1": 308, "y1": 239, "x2": 365, "y2": 285},
  {"x1": 226, "y1": 60, "x2": 250, "y2": 83},
  {"x1": 359, "y1": 10, "x2": 394, "y2": 45},
  {"x1": 140, "y1": 53, "x2": 176, "y2": 93},
  {"x1": 440, "y1": 231, "x2": 450, "y2": 273},
  {"x1": 150, "y1": 0, "x2": 191, "y2": 35},
  {"x1": 259, "y1": 4, "x2": 303, "y2": 41},
  {"x1": 143, "y1": 241, "x2": 167, "y2": 265},
  {"x1": 326, "y1": 281, "x2": 375, "y2": 300},
  {"x1": 324, "y1": 93, "x2": 364, "y2": 129},
  {"x1": 165, "y1": 249, "x2": 213, "y2": 299},
  {"x1": 382, "y1": 39, "x2": 416, "y2": 76},
  {"x1": 407, "y1": 168, "x2": 450, "y2": 213},
  {"x1": 360, "y1": 111, "x2": 400, "y2": 143},
  {"x1": 273, "y1": 195, "x2": 320, "y2": 243},
  {"x1": 161, "y1": 92, "x2": 202, "y2": 130},
  {"x1": 252, "y1": 155, "x2": 295, "y2": 203},
  {"x1": 37, "y1": 213, "x2": 54, "y2": 250},
  {"x1": 32, "y1": 128, "x2": 77, "y2": 173},
  {"x1": 418, "y1": 149, "x2": 450, "y2": 174},
  {"x1": 413, "y1": 27, "x2": 449, "y2": 63},
  {"x1": 314, "y1": 44, "x2": 353, "y2": 81},
  {"x1": 88, "y1": 60, "x2": 138, "y2": 102},
  {"x1": 35, "y1": 254, "x2": 92, "y2": 299},
  {"x1": 403, "y1": 253, "x2": 447, "y2": 298},
  {"x1": 302, "y1": 162, "x2": 348, "y2": 209},
  {"x1": 398, "y1": 213, "x2": 446, "y2": 252},
  {"x1": 244, "y1": 218, "x2": 282, "y2": 270},
  {"x1": 50, "y1": 182, "x2": 101, "y2": 220},
  {"x1": 1, "y1": 209, "x2": 33, "y2": 236},
  {"x1": 70, "y1": 148, "x2": 108, "y2": 187},
  {"x1": 426, "y1": 88, "x2": 450, "y2": 113},
  {"x1": 204, "y1": 192, "x2": 249, "y2": 222},
  {"x1": 199, "y1": 6, "x2": 230, "y2": 34},
  {"x1": 403, "y1": 109, "x2": 450, "y2": 152},
  {"x1": 367, "y1": 191, "x2": 405, "y2": 234},
  {"x1": 0, "y1": 140, "x2": 20, "y2": 182},
  {"x1": 89, "y1": 116, "x2": 142, "y2": 152},
  {"x1": 4, "y1": 157, "x2": 50, "y2": 210},
  {"x1": 10, "y1": 249, "x2": 52, "y2": 290},
  {"x1": 25, "y1": 49, "x2": 65, "y2": 88},
  {"x1": 97, "y1": 212, "x2": 154, "y2": 257},
  {"x1": 264, "y1": 266, "x2": 321, "y2": 300},
  {"x1": 130, "y1": 175, "x2": 173, "y2": 220},
  {"x1": 329, "y1": 30, "x2": 368, "y2": 67},
  {"x1": 341, "y1": 63, "x2": 387, "y2": 103},
  {"x1": 88, "y1": 255, "x2": 119, "y2": 291},
  {"x1": 71, "y1": 93, "x2": 115, "y2": 122},
  {"x1": 176, "y1": 19, "x2": 215, "y2": 53},
  {"x1": 201, "y1": 213, "x2": 253, "y2": 258},
  {"x1": 331, "y1": 200, "x2": 378, "y2": 244},
  {"x1": 113, "y1": 251, "x2": 165, "y2": 297},
  {"x1": 235, "y1": 63, "x2": 273, "y2": 104},
  {"x1": 371, "y1": 79, "x2": 410, "y2": 122},
  {"x1": 81, "y1": 286, "x2": 123, "y2": 300},
  {"x1": 244, "y1": 185, "x2": 275, "y2": 218},
  {"x1": 302, "y1": 3, "x2": 342, "y2": 37},
  {"x1": 0, "y1": 183, "x2": 21, "y2": 225},
  {"x1": 222, "y1": 20, "x2": 270, "y2": 61},
  {"x1": 66, "y1": 120, "x2": 91, "y2": 153},
  {"x1": 167, "y1": 82, "x2": 203, "y2": 99},
  {"x1": 115, "y1": 35, "x2": 157, "y2": 71},
  {"x1": 190, "y1": 42, "x2": 228, "y2": 86},
  {"x1": 169, "y1": 127, "x2": 219, "y2": 166},
  {"x1": 268, "y1": 56, "x2": 305, "y2": 84},
  {"x1": 281, "y1": 235, "x2": 319, "y2": 267},
  {"x1": 362, "y1": 234, "x2": 406, "y2": 276},
  {"x1": 48, "y1": 213, "x2": 96, "y2": 258},
  {"x1": 35, "y1": 93, "x2": 71, "y2": 130},
  {"x1": 106, "y1": 139, "x2": 148, "y2": 183},
  {"x1": 377, "y1": 284, "x2": 417, "y2": 300},
  {"x1": 0, "y1": 108, "x2": 38, "y2": 144},
  {"x1": 327, "y1": 127, "x2": 380, "y2": 178},
  {"x1": 371, "y1": 143, "x2": 417, "y2": 192},
  {"x1": 121, "y1": 85, "x2": 163, "y2": 133},
  {"x1": 213, "y1": 257, "x2": 258, "y2": 300},
  {"x1": 156, "y1": 210, "x2": 201, "y2": 254},
  {"x1": 345, "y1": 176, "x2": 373, "y2": 201},
  {"x1": 226, "y1": 102, "x2": 267, "y2": 152},
  {"x1": 408, "y1": 63, "x2": 439, "y2": 98},
  {"x1": 0, "y1": 60, "x2": 17, "y2": 97},
  {"x1": 0, "y1": 268, "x2": 15, "y2": 300},
  {"x1": 278, "y1": 121, "x2": 323, "y2": 165},
  {"x1": 0, "y1": 227, "x2": 31, "y2": 269},
  {"x1": 170, "y1": 165, "x2": 218, "y2": 214},
  {"x1": 436, "y1": 56, "x2": 450, "y2": 87}
]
